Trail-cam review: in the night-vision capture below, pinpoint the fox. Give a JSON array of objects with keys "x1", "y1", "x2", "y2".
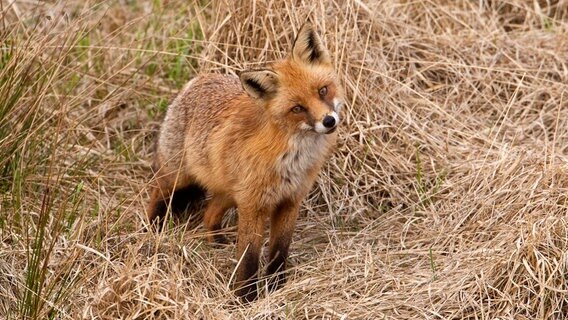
[{"x1": 147, "y1": 22, "x2": 344, "y2": 302}]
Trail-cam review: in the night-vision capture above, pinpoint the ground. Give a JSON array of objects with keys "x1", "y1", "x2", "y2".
[{"x1": 1, "y1": 0, "x2": 567, "y2": 319}]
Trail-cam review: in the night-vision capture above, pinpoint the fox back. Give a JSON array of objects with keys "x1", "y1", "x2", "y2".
[{"x1": 147, "y1": 22, "x2": 344, "y2": 302}]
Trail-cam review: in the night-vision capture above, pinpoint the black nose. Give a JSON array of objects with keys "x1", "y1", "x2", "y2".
[{"x1": 322, "y1": 115, "x2": 336, "y2": 128}]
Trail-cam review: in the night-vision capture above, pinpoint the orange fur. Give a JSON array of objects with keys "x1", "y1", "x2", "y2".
[{"x1": 147, "y1": 23, "x2": 344, "y2": 302}]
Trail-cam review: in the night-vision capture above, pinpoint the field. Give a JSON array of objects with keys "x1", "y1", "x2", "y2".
[{"x1": 1, "y1": 0, "x2": 567, "y2": 319}]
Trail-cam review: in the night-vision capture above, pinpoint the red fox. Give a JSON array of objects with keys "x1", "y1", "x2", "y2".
[{"x1": 147, "y1": 22, "x2": 344, "y2": 302}]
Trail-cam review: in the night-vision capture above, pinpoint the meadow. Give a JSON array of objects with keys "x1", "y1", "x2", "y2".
[{"x1": 1, "y1": 0, "x2": 567, "y2": 319}]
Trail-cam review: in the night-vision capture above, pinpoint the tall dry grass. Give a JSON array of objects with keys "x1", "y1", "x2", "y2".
[{"x1": 1, "y1": 0, "x2": 567, "y2": 319}]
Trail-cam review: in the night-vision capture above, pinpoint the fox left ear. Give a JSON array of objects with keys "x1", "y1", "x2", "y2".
[
  {"x1": 239, "y1": 69, "x2": 279, "y2": 100},
  {"x1": 291, "y1": 23, "x2": 331, "y2": 65}
]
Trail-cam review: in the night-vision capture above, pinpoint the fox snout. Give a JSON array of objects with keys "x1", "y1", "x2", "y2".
[
  {"x1": 315, "y1": 111, "x2": 339, "y2": 134},
  {"x1": 314, "y1": 98, "x2": 343, "y2": 134}
]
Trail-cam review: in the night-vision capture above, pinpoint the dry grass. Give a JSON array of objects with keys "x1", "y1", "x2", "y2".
[{"x1": 1, "y1": 0, "x2": 567, "y2": 319}]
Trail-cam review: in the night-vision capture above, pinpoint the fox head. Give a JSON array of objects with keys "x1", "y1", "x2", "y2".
[{"x1": 239, "y1": 23, "x2": 344, "y2": 135}]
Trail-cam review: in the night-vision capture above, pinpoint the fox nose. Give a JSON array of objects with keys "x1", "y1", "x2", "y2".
[{"x1": 322, "y1": 115, "x2": 336, "y2": 128}]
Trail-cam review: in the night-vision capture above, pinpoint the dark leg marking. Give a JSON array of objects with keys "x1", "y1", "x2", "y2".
[
  {"x1": 148, "y1": 195, "x2": 169, "y2": 232},
  {"x1": 147, "y1": 183, "x2": 206, "y2": 232},
  {"x1": 266, "y1": 198, "x2": 299, "y2": 292},
  {"x1": 266, "y1": 237, "x2": 291, "y2": 292},
  {"x1": 170, "y1": 183, "x2": 207, "y2": 213},
  {"x1": 236, "y1": 245, "x2": 261, "y2": 303},
  {"x1": 210, "y1": 223, "x2": 229, "y2": 245}
]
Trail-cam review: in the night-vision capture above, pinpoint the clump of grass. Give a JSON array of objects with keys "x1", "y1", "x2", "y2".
[{"x1": 1, "y1": 0, "x2": 567, "y2": 319}]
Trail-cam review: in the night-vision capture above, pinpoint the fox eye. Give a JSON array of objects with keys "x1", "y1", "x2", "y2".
[
  {"x1": 319, "y1": 86, "x2": 328, "y2": 97},
  {"x1": 291, "y1": 105, "x2": 306, "y2": 113}
]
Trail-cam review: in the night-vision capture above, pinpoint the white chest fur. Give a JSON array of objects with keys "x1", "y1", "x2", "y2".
[{"x1": 268, "y1": 133, "x2": 328, "y2": 202}]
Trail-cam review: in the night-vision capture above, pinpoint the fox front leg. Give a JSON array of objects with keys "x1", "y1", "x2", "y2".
[
  {"x1": 266, "y1": 198, "x2": 300, "y2": 292},
  {"x1": 234, "y1": 203, "x2": 266, "y2": 302}
]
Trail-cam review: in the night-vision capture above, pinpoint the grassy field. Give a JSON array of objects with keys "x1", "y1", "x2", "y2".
[{"x1": 1, "y1": 0, "x2": 567, "y2": 319}]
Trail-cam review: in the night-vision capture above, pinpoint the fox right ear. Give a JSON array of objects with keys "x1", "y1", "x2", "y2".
[
  {"x1": 239, "y1": 69, "x2": 279, "y2": 100},
  {"x1": 292, "y1": 23, "x2": 331, "y2": 65}
]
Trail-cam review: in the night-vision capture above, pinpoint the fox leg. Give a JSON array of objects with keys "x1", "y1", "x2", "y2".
[
  {"x1": 147, "y1": 176, "x2": 174, "y2": 230},
  {"x1": 266, "y1": 198, "x2": 300, "y2": 292},
  {"x1": 203, "y1": 194, "x2": 234, "y2": 244},
  {"x1": 234, "y1": 203, "x2": 266, "y2": 302},
  {"x1": 147, "y1": 170, "x2": 205, "y2": 231}
]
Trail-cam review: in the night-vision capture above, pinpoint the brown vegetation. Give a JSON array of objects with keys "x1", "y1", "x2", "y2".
[{"x1": 1, "y1": 0, "x2": 567, "y2": 318}]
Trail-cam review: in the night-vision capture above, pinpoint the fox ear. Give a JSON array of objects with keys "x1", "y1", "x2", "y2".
[
  {"x1": 239, "y1": 69, "x2": 279, "y2": 100},
  {"x1": 291, "y1": 23, "x2": 331, "y2": 65}
]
